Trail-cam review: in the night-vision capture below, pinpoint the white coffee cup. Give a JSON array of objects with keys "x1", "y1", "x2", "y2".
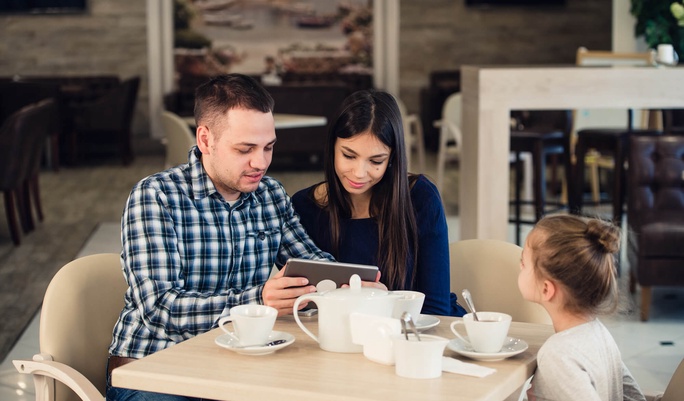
[
  {"x1": 391, "y1": 290, "x2": 425, "y2": 320},
  {"x1": 657, "y1": 44, "x2": 677, "y2": 65},
  {"x1": 218, "y1": 305, "x2": 277, "y2": 347},
  {"x1": 393, "y1": 334, "x2": 449, "y2": 379},
  {"x1": 449, "y1": 312, "x2": 511, "y2": 353}
]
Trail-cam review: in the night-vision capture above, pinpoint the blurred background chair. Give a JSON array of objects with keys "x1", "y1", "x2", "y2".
[
  {"x1": 396, "y1": 97, "x2": 425, "y2": 173},
  {"x1": 161, "y1": 110, "x2": 196, "y2": 168},
  {"x1": 20, "y1": 98, "x2": 60, "y2": 233},
  {"x1": 0, "y1": 81, "x2": 62, "y2": 171},
  {"x1": 663, "y1": 108, "x2": 684, "y2": 135},
  {"x1": 0, "y1": 104, "x2": 35, "y2": 245},
  {"x1": 449, "y1": 238, "x2": 551, "y2": 325},
  {"x1": 627, "y1": 135, "x2": 684, "y2": 321},
  {"x1": 571, "y1": 47, "x2": 660, "y2": 225},
  {"x1": 509, "y1": 110, "x2": 573, "y2": 245},
  {"x1": 69, "y1": 76, "x2": 140, "y2": 165},
  {"x1": 13, "y1": 253, "x2": 126, "y2": 401},
  {"x1": 434, "y1": 92, "x2": 462, "y2": 193},
  {"x1": 645, "y1": 357, "x2": 684, "y2": 401}
]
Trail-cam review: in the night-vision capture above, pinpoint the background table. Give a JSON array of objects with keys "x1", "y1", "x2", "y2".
[
  {"x1": 459, "y1": 65, "x2": 684, "y2": 241},
  {"x1": 113, "y1": 315, "x2": 554, "y2": 401}
]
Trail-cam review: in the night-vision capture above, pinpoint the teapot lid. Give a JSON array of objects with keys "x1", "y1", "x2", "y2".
[{"x1": 318, "y1": 274, "x2": 392, "y2": 299}]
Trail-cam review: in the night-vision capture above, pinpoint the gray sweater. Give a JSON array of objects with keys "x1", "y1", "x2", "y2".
[{"x1": 527, "y1": 319, "x2": 645, "y2": 401}]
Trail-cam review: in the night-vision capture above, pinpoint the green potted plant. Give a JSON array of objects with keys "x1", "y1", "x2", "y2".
[{"x1": 631, "y1": 0, "x2": 684, "y2": 59}]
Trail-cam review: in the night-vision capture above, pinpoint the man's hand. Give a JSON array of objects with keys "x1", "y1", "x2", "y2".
[{"x1": 262, "y1": 267, "x2": 316, "y2": 316}]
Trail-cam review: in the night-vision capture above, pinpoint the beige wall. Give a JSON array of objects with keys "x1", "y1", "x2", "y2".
[{"x1": 0, "y1": 0, "x2": 611, "y2": 139}]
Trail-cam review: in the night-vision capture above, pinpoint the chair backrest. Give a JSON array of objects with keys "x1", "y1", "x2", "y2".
[
  {"x1": 449, "y1": 239, "x2": 551, "y2": 325},
  {"x1": 661, "y1": 357, "x2": 684, "y2": 401},
  {"x1": 627, "y1": 135, "x2": 684, "y2": 229},
  {"x1": 441, "y1": 92, "x2": 462, "y2": 149},
  {"x1": 0, "y1": 103, "x2": 35, "y2": 189},
  {"x1": 574, "y1": 47, "x2": 656, "y2": 131},
  {"x1": 161, "y1": 110, "x2": 196, "y2": 168},
  {"x1": 40, "y1": 253, "x2": 126, "y2": 401},
  {"x1": 22, "y1": 98, "x2": 59, "y2": 175}
]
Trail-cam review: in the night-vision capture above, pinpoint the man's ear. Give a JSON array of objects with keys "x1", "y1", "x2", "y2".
[{"x1": 196, "y1": 125, "x2": 211, "y2": 154}]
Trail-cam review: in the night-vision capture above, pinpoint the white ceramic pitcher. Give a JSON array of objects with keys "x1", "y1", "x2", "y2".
[{"x1": 293, "y1": 274, "x2": 400, "y2": 353}]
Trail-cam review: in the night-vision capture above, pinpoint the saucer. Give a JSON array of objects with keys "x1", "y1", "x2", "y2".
[
  {"x1": 447, "y1": 336, "x2": 528, "y2": 361},
  {"x1": 215, "y1": 331, "x2": 295, "y2": 355},
  {"x1": 414, "y1": 315, "x2": 440, "y2": 331}
]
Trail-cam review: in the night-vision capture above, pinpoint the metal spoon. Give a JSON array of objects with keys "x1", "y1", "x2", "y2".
[
  {"x1": 461, "y1": 289, "x2": 480, "y2": 321},
  {"x1": 233, "y1": 339, "x2": 287, "y2": 349},
  {"x1": 400, "y1": 311, "x2": 421, "y2": 341}
]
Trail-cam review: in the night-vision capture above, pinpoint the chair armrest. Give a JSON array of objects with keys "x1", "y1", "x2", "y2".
[
  {"x1": 13, "y1": 359, "x2": 103, "y2": 401},
  {"x1": 433, "y1": 119, "x2": 444, "y2": 128}
]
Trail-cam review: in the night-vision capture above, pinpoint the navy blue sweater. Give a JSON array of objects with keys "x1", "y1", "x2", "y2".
[{"x1": 292, "y1": 175, "x2": 464, "y2": 316}]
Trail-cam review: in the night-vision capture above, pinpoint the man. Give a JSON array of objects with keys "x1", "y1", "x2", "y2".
[{"x1": 106, "y1": 74, "x2": 332, "y2": 401}]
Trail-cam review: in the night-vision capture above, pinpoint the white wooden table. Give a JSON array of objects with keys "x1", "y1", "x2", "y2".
[
  {"x1": 459, "y1": 65, "x2": 684, "y2": 241},
  {"x1": 112, "y1": 315, "x2": 554, "y2": 401}
]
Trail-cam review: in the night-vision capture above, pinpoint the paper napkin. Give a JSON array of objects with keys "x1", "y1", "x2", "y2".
[{"x1": 442, "y1": 357, "x2": 497, "y2": 378}]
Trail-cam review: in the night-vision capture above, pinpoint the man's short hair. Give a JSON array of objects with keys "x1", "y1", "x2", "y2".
[{"x1": 194, "y1": 74, "x2": 274, "y2": 129}]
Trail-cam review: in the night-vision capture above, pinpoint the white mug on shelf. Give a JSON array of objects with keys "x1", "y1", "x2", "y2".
[{"x1": 657, "y1": 44, "x2": 678, "y2": 65}]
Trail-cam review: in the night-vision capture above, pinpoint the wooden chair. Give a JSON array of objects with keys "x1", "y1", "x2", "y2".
[
  {"x1": 396, "y1": 97, "x2": 426, "y2": 173},
  {"x1": 13, "y1": 253, "x2": 126, "y2": 401},
  {"x1": 449, "y1": 239, "x2": 551, "y2": 325},
  {"x1": 434, "y1": 92, "x2": 462, "y2": 193},
  {"x1": 161, "y1": 110, "x2": 196, "y2": 168},
  {"x1": 69, "y1": 76, "x2": 140, "y2": 165},
  {"x1": 571, "y1": 47, "x2": 659, "y2": 224}
]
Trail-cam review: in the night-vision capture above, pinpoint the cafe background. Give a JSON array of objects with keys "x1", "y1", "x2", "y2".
[{"x1": 0, "y1": 0, "x2": 622, "y2": 147}]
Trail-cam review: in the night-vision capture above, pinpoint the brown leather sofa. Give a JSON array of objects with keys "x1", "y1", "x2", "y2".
[{"x1": 627, "y1": 134, "x2": 684, "y2": 321}]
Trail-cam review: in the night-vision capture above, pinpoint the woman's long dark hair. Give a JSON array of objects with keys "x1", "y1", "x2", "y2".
[{"x1": 321, "y1": 90, "x2": 419, "y2": 290}]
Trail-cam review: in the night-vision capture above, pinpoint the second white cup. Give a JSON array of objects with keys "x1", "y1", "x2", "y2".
[
  {"x1": 391, "y1": 290, "x2": 425, "y2": 320},
  {"x1": 393, "y1": 334, "x2": 449, "y2": 379},
  {"x1": 218, "y1": 304, "x2": 277, "y2": 347},
  {"x1": 450, "y1": 312, "x2": 511, "y2": 353}
]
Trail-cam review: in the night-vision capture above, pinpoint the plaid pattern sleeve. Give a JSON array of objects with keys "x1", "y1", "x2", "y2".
[{"x1": 109, "y1": 148, "x2": 332, "y2": 358}]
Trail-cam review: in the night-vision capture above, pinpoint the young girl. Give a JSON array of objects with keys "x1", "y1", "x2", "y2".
[
  {"x1": 519, "y1": 214, "x2": 645, "y2": 401},
  {"x1": 292, "y1": 89, "x2": 464, "y2": 316}
]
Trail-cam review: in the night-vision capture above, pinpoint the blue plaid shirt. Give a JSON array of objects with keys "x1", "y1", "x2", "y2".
[{"x1": 109, "y1": 147, "x2": 332, "y2": 358}]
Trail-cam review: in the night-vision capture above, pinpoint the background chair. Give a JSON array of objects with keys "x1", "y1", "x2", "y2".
[
  {"x1": 449, "y1": 239, "x2": 551, "y2": 325},
  {"x1": 0, "y1": 104, "x2": 36, "y2": 245},
  {"x1": 509, "y1": 110, "x2": 573, "y2": 245},
  {"x1": 663, "y1": 108, "x2": 684, "y2": 135},
  {"x1": 646, "y1": 357, "x2": 684, "y2": 401},
  {"x1": 13, "y1": 253, "x2": 126, "y2": 401},
  {"x1": 434, "y1": 92, "x2": 462, "y2": 193},
  {"x1": 161, "y1": 110, "x2": 196, "y2": 168},
  {"x1": 627, "y1": 135, "x2": 684, "y2": 321},
  {"x1": 396, "y1": 97, "x2": 425, "y2": 173},
  {"x1": 69, "y1": 76, "x2": 140, "y2": 165},
  {"x1": 571, "y1": 47, "x2": 660, "y2": 225}
]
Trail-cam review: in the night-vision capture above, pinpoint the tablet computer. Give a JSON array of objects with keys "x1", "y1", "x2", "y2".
[{"x1": 283, "y1": 258, "x2": 379, "y2": 288}]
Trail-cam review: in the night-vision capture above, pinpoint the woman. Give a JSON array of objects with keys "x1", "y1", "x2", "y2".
[{"x1": 292, "y1": 89, "x2": 464, "y2": 316}]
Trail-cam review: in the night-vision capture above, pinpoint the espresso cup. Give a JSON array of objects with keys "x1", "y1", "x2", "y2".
[
  {"x1": 449, "y1": 312, "x2": 511, "y2": 353},
  {"x1": 218, "y1": 305, "x2": 277, "y2": 347},
  {"x1": 391, "y1": 290, "x2": 425, "y2": 320},
  {"x1": 393, "y1": 334, "x2": 449, "y2": 379}
]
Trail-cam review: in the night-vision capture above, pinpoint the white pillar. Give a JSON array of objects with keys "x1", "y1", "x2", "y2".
[{"x1": 373, "y1": 0, "x2": 400, "y2": 96}]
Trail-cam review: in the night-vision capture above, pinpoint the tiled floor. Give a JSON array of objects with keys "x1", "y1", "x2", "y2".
[{"x1": 1, "y1": 154, "x2": 682, "y2": 400}]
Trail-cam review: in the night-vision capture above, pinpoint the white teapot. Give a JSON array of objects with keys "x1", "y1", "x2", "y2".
[{"x1": 293, "y1": 274, "x2": 400, "y2": 353}]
